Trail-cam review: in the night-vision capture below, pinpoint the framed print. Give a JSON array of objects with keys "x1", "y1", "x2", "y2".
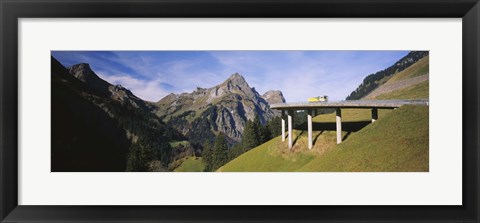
[{"x1": 1, "y1": 0, "x2": 479, "y2": 222}]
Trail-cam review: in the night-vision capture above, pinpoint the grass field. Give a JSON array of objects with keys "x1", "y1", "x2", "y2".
[
  {"x1": 169, "y1": 140, "x2": 190, "y2": 148},
  {"x1": 219, "y1": 105, "x2": 428, "y2": 172},
  {"x1": 174, "y1": 156, "x2": 205, "y2": 172},
  {"x1": 298, "y1": 105, "x2": 428, "y2": 171}
]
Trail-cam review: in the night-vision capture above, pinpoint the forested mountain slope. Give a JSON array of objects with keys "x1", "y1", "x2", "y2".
[
  {"x1": 51, "y1": 56, "x2": 182, "y2": 171},
  {"x1": 346, "y1": 51, "x2": 428, "y2": 100}
]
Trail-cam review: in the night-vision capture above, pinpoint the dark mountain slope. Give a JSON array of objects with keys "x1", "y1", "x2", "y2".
[
  {"x1": 52, "y1": 57, "x2": 130, "y2": 171},
  {"x1": 51, "y1": 56, "x2": 181, "y2": 171}
]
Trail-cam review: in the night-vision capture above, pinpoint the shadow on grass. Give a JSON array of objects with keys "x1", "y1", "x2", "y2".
[
  {"x1": 313, "y1": 130, "x2": 324, "y2": 145},
  {"x1": 293, "y1": 130, "x2": 304, "y2": 146},
  {"x1": 294, "y1": 121, "x2": 371, "y2": 143},
  {"x1": 342, "y1": 132, "x2": 352, "y2": 141}
]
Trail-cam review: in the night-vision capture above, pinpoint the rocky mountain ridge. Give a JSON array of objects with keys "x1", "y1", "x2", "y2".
[
  {"x1": 56, "y1": 58, "x2": 285, "y2": 155},
  {"x1": 67, "y1": 63, "x2": 154, "y2": 111},
  {"x1": 156, "y1": 73, "x2": 285, "y2": 146},
  {"x1": 262, "y1": 90, "x2": 286, "y2": 105}
]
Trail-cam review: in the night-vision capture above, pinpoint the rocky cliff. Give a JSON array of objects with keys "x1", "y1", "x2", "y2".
[
  {"x1": 67, "y1": 63, "x2": 154, "y2": 111},
  {"x1": 156, "y1": 73, "x2": 285, "y2": 146},
  {"x1": 262, "y1": 90, "x2": 286, "y2": 105}
]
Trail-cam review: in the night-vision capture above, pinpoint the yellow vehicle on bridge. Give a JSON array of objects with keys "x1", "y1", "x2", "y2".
[{"x1": 308, "y1": 95, "x2": 328, "y2": 102}]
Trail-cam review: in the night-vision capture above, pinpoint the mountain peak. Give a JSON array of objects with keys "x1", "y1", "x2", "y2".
[
  {"x1": 68, "y1": 63, "x2": 96, "y2": 82},
  {"x1": 70, "y1": 63, "x2": 93, "y2": 73},
  {"x1": 67, "y1": 62, "x2": 112, "y2": 96},
  {"x1": 262, "y1": 90, "x2": 286, "y2": 104},
  {"x1": 230, "y1": 72, "x2": 242, "y2": 78},
  {"x1": 226, "y1": 73, "x2": 248, "y2": 86}
]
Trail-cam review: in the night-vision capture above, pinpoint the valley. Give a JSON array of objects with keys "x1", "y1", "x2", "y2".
[{"x1": 51, "y1": 50, "x2": 429, "y2": 172}]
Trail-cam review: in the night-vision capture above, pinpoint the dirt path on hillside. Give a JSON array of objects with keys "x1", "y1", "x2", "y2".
[{"x1": 364, "y1": 73, "x2": 429, "y2": 99}]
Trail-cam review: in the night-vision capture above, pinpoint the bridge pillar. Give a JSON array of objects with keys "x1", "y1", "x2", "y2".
[
  {"x1": 288, "y1": 110, "x2": 294, "y2": 149},
  {"x1": 307, "y1": 110, "x2": 313, "y2": 149},
  {"x1": 281, "y1": 110, "x2": 286, "y2": 142},
  {"x1": 336, "y1": 108, "x2": 342, "y2": 144},
  {"x1": 371, "y1": 108, "x2": 378, "y2": 123}
]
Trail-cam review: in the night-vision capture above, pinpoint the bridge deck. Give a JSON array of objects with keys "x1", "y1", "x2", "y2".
[{"x1": 270, "y1": 99, "x2": 429, "y2": 110}]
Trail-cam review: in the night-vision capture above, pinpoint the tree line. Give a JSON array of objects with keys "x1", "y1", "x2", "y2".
[{"x1": 102, "y1": 99, "x2": 179, "y2": 172}]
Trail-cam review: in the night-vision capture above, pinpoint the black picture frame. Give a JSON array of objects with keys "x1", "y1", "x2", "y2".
[{"x1": 1, "y1": 0, "x2": 479, "y2": 222}]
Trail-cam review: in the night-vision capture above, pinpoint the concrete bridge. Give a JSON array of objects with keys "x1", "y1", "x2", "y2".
[{"x1": 270, "y1": 100, "x2": 429, "y2": 149}]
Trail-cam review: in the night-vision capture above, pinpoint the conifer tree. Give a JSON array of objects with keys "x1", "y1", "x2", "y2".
[
  {"x1": 243, "y1": 118, "x2": 259, "y2": 149},
  {"x1": 260, "y1": 125, "x2": 272, "y2": 144},
  {"x1": 267, "y1": 116, "x2": 282, "y2": 138},
  {"x1": 126, "y1": 141, "x2": 156, "y2": 172},
  {"x1": 202, "y1": 144, "x2": 214, "y2": 171},
  {"x1": 212, "y1": 133, "x2": 229, "y2": 170}
]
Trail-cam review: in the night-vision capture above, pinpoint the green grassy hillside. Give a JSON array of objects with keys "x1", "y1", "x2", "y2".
[
  {"x1": 363, "y1": 55, "x2": 429, "y2": 100},
  {"x1": 298, "y1": 105, "x2": 428, "y2": 171},
  {"x1": 375, "y1": 81, "x2": 429, "y2": 100},
  {"x1": 387, "y1": 56, "x2": 429, "y2": 83},
  {"x1": 174, "y1": 157, "x2": 205, "y2": 172},
  {"x1": 219, "y1": 105, "x2": 428, "y2": 172},
  {"x1": 375, "y1": 56, "x2": 429, "y2": 100},
  {"x1": 169, "y1": 140, "x2": 190, "y2": 148}
]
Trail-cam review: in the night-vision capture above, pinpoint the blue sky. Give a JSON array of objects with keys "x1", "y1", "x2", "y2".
[{"x1": 51, "y1": 50, "x2": 409, "y2": 102}]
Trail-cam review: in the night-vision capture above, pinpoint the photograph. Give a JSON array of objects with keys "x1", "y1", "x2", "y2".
[
  {"x1": 2, "y1": 0, "x2": 478, "y2": 221},
  {"x1": 51, "y1": 50, "x2": 429, "y2": 172}
]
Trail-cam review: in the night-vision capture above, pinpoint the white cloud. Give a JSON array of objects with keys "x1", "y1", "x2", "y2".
[
  {"x1": 104, "y1": 53, "x2": 227, "y2": 95},
  {"x1": 96, "y1": 72, "x2": 170, "y2": 102},
  {"x1": 61, "y1": 51, "x2": 409, "y2": 103},
  {"x1": 209, "y1": 51, "x2": 408, "y2": 102}
]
